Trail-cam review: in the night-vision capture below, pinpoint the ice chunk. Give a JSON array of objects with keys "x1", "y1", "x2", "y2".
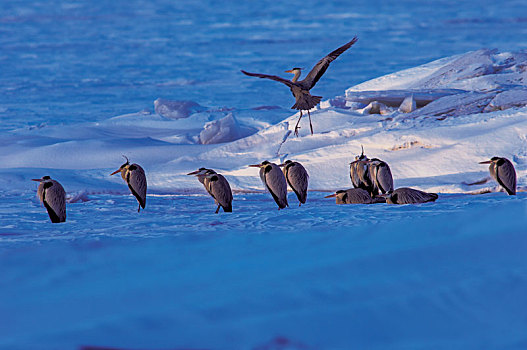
[
  {"x1": 154, "y1": 99, "x2": 205, "y2": 119},
  {"x1": 483, "y1": 88, "x2": 527, "y2": 112},
  {"x1": 412, "y1": 49, "x2": 496, "y2": 89},
  {"x1": 68, "y1": 191, "x2": 90, "y2": 203},
  {"x1": 345, "y1": 89, "x2": 464, "y2": 108},
  {"x1": 406, "y1": 91, "x2": 497, "y2": 118},
  {"x1": 399, "y1": 95, "x2": 416, "y2": 113},
  {"x1": 199, "y1": 113, "x2": 242, "y2": 144},
  {"x1": 357, "y1": 101, "x2": 393, "y2": 115}
]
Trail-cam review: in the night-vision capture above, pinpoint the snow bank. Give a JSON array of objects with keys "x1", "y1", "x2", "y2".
[{"x1": 1, "y1": 49, "x2": 526, "y2": 195}]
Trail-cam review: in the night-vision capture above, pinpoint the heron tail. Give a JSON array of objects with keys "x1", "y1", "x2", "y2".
[{"x1": 292, "y1": 94, "x2": 322, "y2": 110}]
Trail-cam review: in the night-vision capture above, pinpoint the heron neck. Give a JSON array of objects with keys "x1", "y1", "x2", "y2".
[{"x1": 292, "y1": 71, "x2": 301, "y2": 82}]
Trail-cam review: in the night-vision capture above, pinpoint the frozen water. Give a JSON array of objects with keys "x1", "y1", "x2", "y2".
[
  {"x1": 2, "y1": 0, "x2": 527, "y2": 348},
  {"x1": 1, "y1": 191, "x2": 526, "y2": 350}
]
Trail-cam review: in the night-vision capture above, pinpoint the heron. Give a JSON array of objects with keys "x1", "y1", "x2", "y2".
[
  {"x1": 32, "y1": 176, "x2": 66, "y2": 223},
  {"x1": 479, "y1": 157, "x2": 516, "y2": 195},
  {"x1": 279, "y1": 160, "x2": 309, "y2": 206},
  {"x1": 325, "y1": 188, "x2": 385, "y2": 204},
  {"x1": 383, "y1": 187, "x2": 438, "y2": 204},
  {"x1": 349, "y1": 145, "x2": 374, "y2": 194},
  {"x1": 110, "y1": 156, "x2": 147, "y2": 212},
  {"x1": 249, "y1": 160, "x2": 288, "y2": 209},
  {"x1": 187, "y1": 168, "x2": 233, "y2": 213},
  {"x1": 241, "y1": 37, "x2": 358, "y2": 136},
  {"x1": 369, "y1": 158, "x2": 394, "y2": 196}
]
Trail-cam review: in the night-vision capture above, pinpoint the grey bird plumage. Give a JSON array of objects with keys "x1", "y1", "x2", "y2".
[
  {"x1": 110, "y1": 156, "x2": 147, "y2": 212},
  {"x1": 32, "y1": 176, "x2": 66, "y2": 223},
  {"x1": 249, "y1": 160, "x2": 288, "y2": 209},
  {"x1": 384, "y1": 187, "x2": 438, "y2": 204},
  {"x1": 187, "y1": 168, "x2": 233, "y2": 213},
  {"x1": 479, "y1": 157, "x2": 516, "y2": 195},
  {"x1": 280, "y1": 160, "x2": 309, "y2": 205},
  {"x1": 369, "y1": 158, "x2": 394, "y2": 195},
  {"x1": 242, "y1": 37, "x2": 358, "y2": 136},
  {"x1": 349, "y1": 146, "x2": 375, "y2": 195},
  {"x1": 325, "y1": 188, "x2": 385, "y2": 204}
]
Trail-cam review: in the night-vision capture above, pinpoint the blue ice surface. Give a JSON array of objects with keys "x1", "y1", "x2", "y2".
[
  {"x1": 2, "y1": 0, "x2": 527, "y2": 348},
  {"x1": 1, "y1": 192, "x2": 527, "y2": 349}
]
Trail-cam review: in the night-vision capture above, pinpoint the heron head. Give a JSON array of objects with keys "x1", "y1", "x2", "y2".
[
  {"x1": 187, "y1": 167, "x2": 212, "y2": 176},
  {"x1": 278, "y1": 160, "x2": 293, "y2": 167},
  {"x1": 285, "y1": 67, "x2": 302, "y2": 74},
  {"x1": 355, "y1": 145, "x2": 368, "y2": 161},
  {"x1": 110, "y1": 156, "x2": 130, "y2": 176},
  {"x1": 32, "y1": 175, "x2": 51, "y2": 182},
  {"x1": 249, "y1": 160, "x2": 271, "y2": 168},
  {"x1": 479, "y1": 156, "x2": 499, "y2": 165}
]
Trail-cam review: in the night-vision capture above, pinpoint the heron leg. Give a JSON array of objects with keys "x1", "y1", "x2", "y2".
[
  {"x1": 294, "y1": 111, "x2": 303, "y2": 137},
  {"x1": 137, "y1": 203, "x2": 141, "y2": 213},
  {"x1": 215, "y1": 204, "x2": 220, "y2": 214},
  {"x1": 308, "y1": 110, "x2": 313, "y2": 135}
]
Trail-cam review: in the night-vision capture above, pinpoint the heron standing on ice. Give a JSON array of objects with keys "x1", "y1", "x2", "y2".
[
  {"x1": 32, "y1": 176, "x2": 66, "y2": 223},
  {"x1": 187, "y1": 168, "x2": 233, "y2": 213},
  {"x1": 249, "y1": 161, "x2": 289, "y2": 209},
  {"x1": 241, "y1": 37, "x2": 358, "y2": 136},
  {"x1": 110, "y1": 156, "x2": 147, "y2": 212},
  {"x1": 279, "y1": 160, "x2": 309, "y2": 206},
  {"x1": 479, "y1": 157, "x2": 516, "y2": 195}
]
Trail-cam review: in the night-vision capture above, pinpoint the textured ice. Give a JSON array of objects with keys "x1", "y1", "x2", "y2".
[
  {"x1": 199, "y1": 113, "x2": 242, "y2": 144},
  {"x1": 153, "y1": 99, "x2": 206, "y2": 119}
]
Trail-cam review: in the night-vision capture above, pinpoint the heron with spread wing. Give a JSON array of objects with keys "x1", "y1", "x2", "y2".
[{"x1": 241, "y1": 37, "x2": 358, "y2": 136}]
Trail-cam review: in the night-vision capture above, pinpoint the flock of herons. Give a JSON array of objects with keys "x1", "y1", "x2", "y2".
[{"x1": 31, "y1": 37, "x2": 519, "y2": 222}]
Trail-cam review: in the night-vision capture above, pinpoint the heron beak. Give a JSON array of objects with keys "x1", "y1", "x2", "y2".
[
  {"x1": 187, "y1": 170, "x2": 201, "y2": 175},
  {"x1": 285, "y1": 69, "x2": 293, "y2": 73},
  {"x1": 479, "y1": 160, "x2": 492, "y2": 164},
  {"x1": 110, "y1": 169, "x2": 121, "y2": 176},
  {"x1": 324, "y1": 193, "x2": 337, "y2": 198},
  {"x1": 31, "y1": 178, "x2": 43, "y2": 182},
  {"x1": 248, "y1": 164, "x2": 262, "y2": 168}
]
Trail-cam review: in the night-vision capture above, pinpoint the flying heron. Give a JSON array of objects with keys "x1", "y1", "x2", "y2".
[
  {"x1": 110, "y1": 156, "x2": 147, "y2": 212},
  {"x1": 32, "y1": 176, "x2": 66, "y2": 223},
  {"x1": 187, "y1": 168, "x2": 233, "y2": 213},
  {"x1": 325, "y1": 188, "x2": 385, "y2": 204},
  {"x1": 349, "y1": 145, "x2": 374, "y2": 194},
  {"x1": 383, "y1": 187, "x2": 438, "y2": 204},
  {"x1": 279, "y1": 160, "x2": 309, "y2": 206},
  {"x1": 249, "y1": 160, "x2": 288, "y2": 209},
  {"x1": 369, "y1": 158, "x2": 394, "y2": 196},
  {"x1": 241, "y1": 37, "x2": 358, "y2": 136},
  {"x1": 479, "y1": 157, "x2": 516, "y2": 195}
]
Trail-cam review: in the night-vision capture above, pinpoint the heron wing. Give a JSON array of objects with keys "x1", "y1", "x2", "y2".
[
  {"x1": 374, "y1": 161, "x2": 394, "y2": 194},
  {"x1": 300, "y1": 37, "x2": 358, "y2": 90},
  {"x1": 349, "y1": 161, "x2": 361, "y2": 188},
  {"x1": 396, "y1": 188, "x2": 437, "y2": 204},
  {"x1": 208, "y1": 174, "x2": 233, "y2": 210},
  {"x1": 346, "y1": 188, "x2": 372, "y2": 204},
  {"x1": 264, "y1": 164, "x2": 288, "y2": 209},
  {"x1": 43, "y1": 180, "x2": 66, "y2": 222},
  {"x1": 241, "y1": 70, "x2": 294, "y2": 88},
  {"x1": 286, "y1": 163, "x2": 309, "y2": 203},
  {"x1": 127, "y1": 164, "x2": 147, "y2": 208},
  {"x1": 496, "y1": 159, "x2": 517, "y2": 195}
]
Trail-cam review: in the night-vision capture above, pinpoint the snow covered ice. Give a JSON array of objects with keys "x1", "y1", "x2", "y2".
[{"x1": 1, "y1": 0, "x2": 527, "y2": 349}]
